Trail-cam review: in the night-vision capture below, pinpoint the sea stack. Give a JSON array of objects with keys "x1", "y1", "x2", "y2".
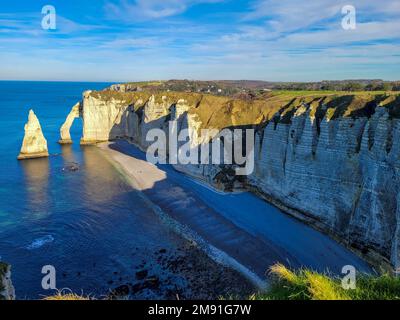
[
  {"x1": 59, "y1": 102, "x2": 81, "y2": 144},
  {"x1": 17, "y1": 110, "x2": 49, "y2": 160}
]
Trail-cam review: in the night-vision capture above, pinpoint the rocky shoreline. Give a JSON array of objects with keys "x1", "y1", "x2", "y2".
[
  {"x1": 108, "y1": 242, "x2": 256, "y2": 300},
  {"x1": 97, "y1": 142, "x2": 262, "y2": 299},
  {"x1": 97, "y1": 139, "x2": 372, "y2": 302}
]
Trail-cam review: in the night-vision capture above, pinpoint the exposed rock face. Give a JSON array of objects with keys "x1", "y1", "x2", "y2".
[
  {"x1": 80, "y1": 90, "x2": 279, "y2": 144},
  {"x1": 249, "y1": 99, "x2": 400, "y2": 269},
  {"x1": 0, "y1": 262, "x2": 15, "y2": 300},
  {"x1": 79, "y1": 89, "x2": 400, "y2": 270},
  {"x1": 18, "y1": 110, "x2": 49, "y2": 160},
  {"x1": 59, "y1": 102, "x2": 81, "y2": 144}
]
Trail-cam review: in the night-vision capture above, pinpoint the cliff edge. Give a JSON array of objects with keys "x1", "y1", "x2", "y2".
[{"x1": 77, "y1": 88, "x2": 400, "y2": 271}]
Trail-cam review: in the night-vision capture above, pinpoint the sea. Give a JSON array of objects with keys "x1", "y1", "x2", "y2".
[
  {"x1": 0, "y1": 81, "x2": 202, "y2": 299},
  {"x1": 0, "y1": 81, "x2": 371, "y2": 299}
]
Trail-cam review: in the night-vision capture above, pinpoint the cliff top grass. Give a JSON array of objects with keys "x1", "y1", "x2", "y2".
[
  {"x1": 87, "y1": 89, "x2": 400, "y2": 129},
  {"x1": 252, "y1": 264, "x2": 400, "y2": 300},
  {"x1": 123, "y1": 81, "x2": 165, "y2": 87},
  {"x1": 88, "y1": 90, "x2": 203, "y2": 108}
]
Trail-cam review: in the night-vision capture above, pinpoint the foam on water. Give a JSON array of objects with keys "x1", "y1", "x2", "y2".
[{"x1": 25, "y1": 235, "x2": 54, "y2": 250}]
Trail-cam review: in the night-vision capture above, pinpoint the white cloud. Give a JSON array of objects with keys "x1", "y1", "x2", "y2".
[
  {"x1": 0, "y1": 0, "x2": 399, "y2": 81},
  {"x1": 244, "y1": 0, "x2": 400, "y2": 32},
  {"x1": 105, "y1": 0, "x2": 223, "y2": 21}
]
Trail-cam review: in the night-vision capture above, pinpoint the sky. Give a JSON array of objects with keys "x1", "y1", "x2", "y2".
[{"x1": 0, "y1": 0, "x2": 399, "y2": 82}]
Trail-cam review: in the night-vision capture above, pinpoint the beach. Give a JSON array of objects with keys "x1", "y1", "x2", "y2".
[
  {"x1": 97, "y1": 141, "x2": 262, "y2": 298},
  {"x1": 98, "y1": 140, "x2": 372, "y2": 290}
]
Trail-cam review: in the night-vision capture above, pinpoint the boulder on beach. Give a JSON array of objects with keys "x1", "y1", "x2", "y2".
[{"x1": 17, "y1": 110, "x2": 49, "y2": 160}]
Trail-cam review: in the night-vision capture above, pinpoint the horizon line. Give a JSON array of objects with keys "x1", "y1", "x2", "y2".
[{"x1": 0, "y1": 78, "x2": 399, "y2": 84}]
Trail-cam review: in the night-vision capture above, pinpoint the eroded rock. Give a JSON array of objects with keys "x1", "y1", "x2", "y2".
[
  {"x1": 17, "y1": 110, "x2": 49, "y2": 160},
  {"x1": 59, "y1": 102, "x2": 81, "y2": 144}
]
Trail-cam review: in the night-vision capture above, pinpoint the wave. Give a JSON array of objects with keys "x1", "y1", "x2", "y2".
[{"x1": 26, "y1": 235, "x2": 54, "y2": 250}]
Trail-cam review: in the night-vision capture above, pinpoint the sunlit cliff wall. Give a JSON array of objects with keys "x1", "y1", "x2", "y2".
[{"x1": 78, "y1": 88, "x2": 400, "y2": 270}]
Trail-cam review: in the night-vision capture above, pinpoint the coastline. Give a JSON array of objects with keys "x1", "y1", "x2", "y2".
[
  {"x1": 97, "y1": 140, "x2": 372, "y2": 289},
  {"x1": 97, "y1": 141, "x2": 266, "y2": 295}
]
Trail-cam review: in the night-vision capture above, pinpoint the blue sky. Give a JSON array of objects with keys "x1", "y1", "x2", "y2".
[{"x1": 0, "y1": 0, "x2": 399, "y2": 82}]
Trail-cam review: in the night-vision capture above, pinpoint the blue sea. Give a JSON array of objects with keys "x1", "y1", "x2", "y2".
[
  {"x1": 0, "y1": 81, "x2": 206, "y2": 299},
  {"x1": 0, "y1": 81, "x2": 371, "y2": 300}
]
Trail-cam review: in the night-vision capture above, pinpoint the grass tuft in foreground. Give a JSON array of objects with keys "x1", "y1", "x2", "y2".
[
  {"x1": 43, "y1": 289, "x2": 91, "y2": 301},
  {"x1": 251, "y1": 264, "x2": 400, "y2": 300}
]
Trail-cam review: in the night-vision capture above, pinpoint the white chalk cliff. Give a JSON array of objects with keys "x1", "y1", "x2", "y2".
[
  {"x1": 59, "y1": 102, "x2": 81, "y2": 144},
  {"x1": 18, "y1": 110, "x2": 49, "y2": 160},
  {"x1": 76, "y1": 89, "x2": 400, "y2": 271}
]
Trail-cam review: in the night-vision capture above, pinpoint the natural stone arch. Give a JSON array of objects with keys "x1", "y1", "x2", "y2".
[{"x1": 58, "y1": 102, "x2": 81, "y2": 144}]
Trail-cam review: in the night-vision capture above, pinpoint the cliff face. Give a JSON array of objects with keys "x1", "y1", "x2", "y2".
[
  {"x1": 79, "y1": 89, "x2": 400, "y2": 270},
  {"x1": 250, "y1": 95, "x2": 400, "y2": 269},
  {"x1": 0, "y1": 262, "x2": 15, "y2": 300},
  {"x1": 18, "y1": 110, "x2": 49, "y2": 160}
]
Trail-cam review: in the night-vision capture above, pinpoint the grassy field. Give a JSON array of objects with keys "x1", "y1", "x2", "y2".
[{"x1": 251, "y1": 264, "x2": 400, "y2": 300}]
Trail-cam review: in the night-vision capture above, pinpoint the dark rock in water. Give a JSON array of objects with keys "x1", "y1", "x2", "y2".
[
  {"x1": 159, "y1": 249, "x2": 167, "y2": 254},
  {"x1": 135, "y1": 269, "x2": 148, "y2": 280},
  {"x1": 62, "y1": 162, "x2": 80, "y2": 172}
]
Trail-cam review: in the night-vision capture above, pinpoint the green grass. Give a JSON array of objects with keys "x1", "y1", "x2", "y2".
[
  {"x1": 251, "y1": 264, "x2": 400, "y2": 300},
  {"x1": 271, "y1": 90, "x2": 393, "y2": 96},
  {"x1": 40, "y1": 263, "x2": 400, "y2": 301},
  {"x1": 124, "y1": 81, "x2": 165, "y2": 87},
  {"x1": 271, "y1": 90, "x2": 339, "y2": 97}
]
